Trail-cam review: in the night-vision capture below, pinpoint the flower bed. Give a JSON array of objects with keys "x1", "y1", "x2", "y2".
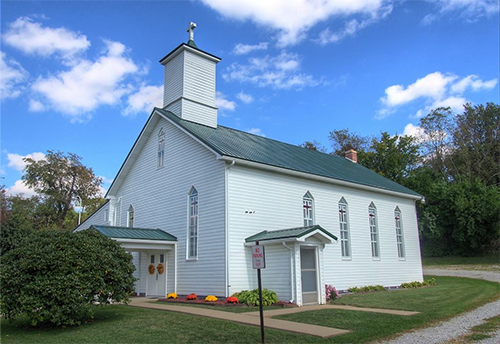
[{"x1": 158, "y1": 297, "x2": 297, "y2": 308}]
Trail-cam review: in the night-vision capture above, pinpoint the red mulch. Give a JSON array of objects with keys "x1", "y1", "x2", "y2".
[{"x1": 157, "y1": 298, "x2": 297, "y2": 308}]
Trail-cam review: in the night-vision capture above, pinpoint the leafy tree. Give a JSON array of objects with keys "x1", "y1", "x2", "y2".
[
  {"x1": 328, "y1": 128, "x2": 370, "y2": 156},
  {"x1": 22, "y1": 151, "x2": 102, "y2": 228},
  {"x1": 361, "y1": 132, "x2": 420, "y2": 185},
  {"x1": 299, "y1": 140, "x2": 327, "y2": 153},
  {"x1": 1, "y1": 229, "x2": 135, "y2": 326}
]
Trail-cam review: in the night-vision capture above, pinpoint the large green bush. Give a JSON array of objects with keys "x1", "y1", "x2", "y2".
[
  {"x1": 233, "y1": 288, "x2": 278, "y2": 306},
  {"x1": 0, "y1": 229, "x2": 135, "y2": 326}
]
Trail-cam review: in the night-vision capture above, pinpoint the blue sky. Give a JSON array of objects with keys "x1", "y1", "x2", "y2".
[{"x1": 1, "y1": 0, "x2": 499, "y2": 196}]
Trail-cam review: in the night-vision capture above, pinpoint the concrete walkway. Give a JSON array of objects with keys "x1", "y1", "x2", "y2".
[{"x1": 129, "y1": 297, "x2": 350, "y2": 338}]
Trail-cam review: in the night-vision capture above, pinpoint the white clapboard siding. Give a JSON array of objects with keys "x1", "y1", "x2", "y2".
[
  {"x1": 183, "y1": 50, "x2": 216, "y2": 107},
  {"x1": 163, "y1": 52, "x2": 184, "y2": 107},
  {"x1": 165, "y1": 99, "x2": 182, "y2": 117},
  {"x1": 180, "y1": 98, "x2": 217, "y2": 129},
  {"x1": 131, "y1": 252, "x2": 140, "y2": 293},
  {"x1": 112, "y1": 117, "x2": 226, "y2": 296},
  {"x1": 74, "y1": 203, "x2": 109, "y2": 231},
  {"x1": 228, "y1": 164, "x2": 423, "y2": 299},
  {"x1": 261, "y1": 244, "x2": 293, "y2": 301}
]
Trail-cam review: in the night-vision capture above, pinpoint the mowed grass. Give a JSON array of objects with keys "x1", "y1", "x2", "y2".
[
  {"x1": 422, "y1": 255, "x2": 499, "y2": 267},
  {"x1": 275, "y1": 276, "x2": 500, "y2": 343},
  {"x1": 2, "y1": 276, "x2": 499, "y2": 344}
]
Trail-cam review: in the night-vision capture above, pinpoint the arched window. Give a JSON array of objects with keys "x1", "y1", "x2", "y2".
[
  {"x1": 339, "y1": 197, "x2": 351, "y2": 258},
  {"x1": 127, "y1": 205, "x2": 135, "y2": 228},
  {"x1": 158, "y1": 128, "x2": 165, "y2": 168},
  {"x1": 187, "y1": 187, "x2": 199, "y2": 259},
  {"x1": 394, "y1": 207, "x2": 405, "y2": 259},
  {"x1": 303, "y1": 192, "x2": 314, "y2": 226},
  {"x1": 368, "y1": 203, "x2": 379, "y2": 258}
]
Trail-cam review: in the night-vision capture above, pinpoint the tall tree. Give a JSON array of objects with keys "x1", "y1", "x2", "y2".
[
  {"x1": 299, "y1": 140, "x2": 327, "y2": 153},
  {"x1": 22, "y1": 151, "x2": 102, "y2": 228},
  {"x1": 328, "y1": 128, "x2": 370, "y2": 156}
]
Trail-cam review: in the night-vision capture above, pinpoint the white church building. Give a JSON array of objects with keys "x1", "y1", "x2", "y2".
[{"x1": 76, "y1": 24, "x2": 424, "y2": 306}]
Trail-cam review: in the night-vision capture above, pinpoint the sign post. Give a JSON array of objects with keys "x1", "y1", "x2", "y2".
[{"x1": 252, "y1": 242, "x2": 266, "y2": 344}]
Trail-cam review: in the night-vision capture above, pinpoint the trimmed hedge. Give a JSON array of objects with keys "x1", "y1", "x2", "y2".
[{"x1": 0, "y1": 229, "x2": 136, "y2": 326}]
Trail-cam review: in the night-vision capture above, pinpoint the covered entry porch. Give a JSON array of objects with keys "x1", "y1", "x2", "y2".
[
  {"x1": 246, "y1": 225, "x2": 338, "y2": 306},
  {"x1": 90, "y1": 225, "x2": 177, "y2": 298}
]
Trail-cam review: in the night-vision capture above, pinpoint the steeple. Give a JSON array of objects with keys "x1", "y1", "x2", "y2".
[{"x1": 159, "y1": 23, "x2": 221, "y2": 128}]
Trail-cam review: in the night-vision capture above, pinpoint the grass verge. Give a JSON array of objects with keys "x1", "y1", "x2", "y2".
[{"x1": 422, "y1": 255, "x2": 499, "y2": 267}]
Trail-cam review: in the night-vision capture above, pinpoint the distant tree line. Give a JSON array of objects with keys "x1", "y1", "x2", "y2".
[{"x1": 300, "y1": 103, "x2": 500, "y2": 257}]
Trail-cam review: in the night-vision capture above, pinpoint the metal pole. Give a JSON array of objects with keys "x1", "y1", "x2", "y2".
[{"x1": 256, "y1": 240, "x2": 265, "y2": 344}]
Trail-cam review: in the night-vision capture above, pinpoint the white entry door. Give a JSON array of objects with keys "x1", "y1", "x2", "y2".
[
  {"x1": 146, "y1": 252, "x2": 167, "y2": 297},
  {"x1": 300, "y1": 247, "x2": 318, "y2": 305}
]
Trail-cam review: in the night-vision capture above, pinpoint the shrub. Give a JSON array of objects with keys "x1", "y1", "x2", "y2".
[
  {"x1": 325, "y1": 284, "x2": 339, "y2": 301},
  {"x1": 401, "y1": 278, "x2": 437, "y2": 289},
  {"x1": 348, "y1": 285, "x2": 386, "y2": 293},
  {"x1": 0, "y1": 229, "x2": 135, "y2": 326},
  {"x1": 233, "y1": 288, "x2": 278, "y2": 306}
]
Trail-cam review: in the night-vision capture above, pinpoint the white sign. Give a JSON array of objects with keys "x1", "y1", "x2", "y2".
[{"x1": 252, "y1": 245, "x2": 266, "y2": 269}]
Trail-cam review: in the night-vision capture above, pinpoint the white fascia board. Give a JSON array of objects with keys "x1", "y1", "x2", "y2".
[
  {"x1": 155, "y1": 109, "x2": 222, "y2": 159},
  {"x1": 244, "y1": 238, "x2": 298, "y2": 246},
  {"x1": 220, "y1": 156, "x2": 422, "y2": 201},
  {"x1": 296, "y1": 229, "x2": 336, "y2": 244},
  {"x1": 160, "y1": 45, "x2": 221, "y2": 65}
]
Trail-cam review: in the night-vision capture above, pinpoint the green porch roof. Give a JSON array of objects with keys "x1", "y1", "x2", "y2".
[
  {"x1": 91, "y1": 225, "x2": 177, "y2": 241},
  {"x1": 246, "y1": 225, "x2": 338, "y2": 243},
  {"x1": 155, "y1": 108, "x2": 421, "y2": 197}
]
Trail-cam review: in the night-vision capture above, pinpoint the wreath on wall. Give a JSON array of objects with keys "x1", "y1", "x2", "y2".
[
  {"x1": 157, "y1": 263, "x2": 165, "y2": 275},
  {"x1": 148, "y1": 264, "x2": 155, "y2": 275}
]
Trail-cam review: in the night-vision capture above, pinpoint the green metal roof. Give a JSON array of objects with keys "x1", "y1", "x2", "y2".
[
  {"x1": 156, "y1": 108, "x2": 421, "y2": 197},
  {"x1": 246, "y1": 225, "x2": 338, "y2": 243},
  {"x1": 187, "y1": 39, "x2": 198, "y2": 49},
  {"x1": 91, "y1": 225, "x2": 177, "y2": 241}
]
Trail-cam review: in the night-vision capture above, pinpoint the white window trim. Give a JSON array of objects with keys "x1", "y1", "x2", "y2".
[
  {"x1": 186, "y1": 187, "x2": 199, "y2": 260},
  {"x1": 157, "y1": 128, "x2": 165, "y2": 169},
  {"x1": 369, "y1": 203, "x2": 380, "y2": 260},
  {"x1": 339, "y1": 198, "x2": 352, "y2": 260},
  {"x1": 395, "y1": 207, "x2": 406, "y2": 260},
  {"x1": 303, "y1": 191, "x2": 314, "y2": 227},
  {"x1": 127, "y1": 205, "x2": 135, "y2": 228}
]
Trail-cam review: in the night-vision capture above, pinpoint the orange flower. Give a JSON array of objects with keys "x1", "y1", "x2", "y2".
[
  {"x1": 226, "y1": 296, "x2": 239, "y2": 304},
  {"x1": 186, "y1": 293, "x2": 197, "y2": 300}
]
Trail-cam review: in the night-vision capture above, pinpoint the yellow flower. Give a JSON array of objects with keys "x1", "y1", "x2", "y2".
[
  {"x1": 205, "y1": 295, "x2": 218, "y2": 302},
  {"x1": 167, "y1": 293, "x2": 178, "y2": 299}
]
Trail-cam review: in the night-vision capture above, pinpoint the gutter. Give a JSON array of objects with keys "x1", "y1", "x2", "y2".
[{"x1": 219, "y1": 156, "x2": 422, "y2": 201}]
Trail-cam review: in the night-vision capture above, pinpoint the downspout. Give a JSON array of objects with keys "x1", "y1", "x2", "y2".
[
  {"x1": 282, "y1": 242, "x2": 295, "y2": 303},
  {"x1": 225, "y1": 160, "x2": 235, "y2": 297}
]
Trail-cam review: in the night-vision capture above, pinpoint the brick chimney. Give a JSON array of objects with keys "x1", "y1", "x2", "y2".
[{"x1": 345, "y1": 149, "x2": 358, "y2": 163}]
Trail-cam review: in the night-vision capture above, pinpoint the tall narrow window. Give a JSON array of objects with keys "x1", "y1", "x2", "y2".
[
  {"x1": 158, "y1": 128, "x2": 165, "y2": 168},
  {"x1": 127, "y1": 205, "x2": 134, "y2": 228},
  {"x1": 303, "y1": 192, "x2": 314, "y2": 226},
  {"x1": 188, "y1": 188, "x2": 198, "y2": 259},
  {"x1": 339, "y1": 198, "x2": 351, "y2": 258},
  {"x1": 369, "y1": 203, "x2": 379, "y2": 258},
  {"x1": 395, "y1": 207, "x2": 405, "y2": 258}
]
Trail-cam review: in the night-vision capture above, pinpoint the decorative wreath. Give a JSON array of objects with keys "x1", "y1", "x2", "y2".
[
  {"x1": 157, "y1": 263, "x2": 165, "y2": 275},
  {"x1": 148, "y1": 264, "x2": 155, "y2": 275}
]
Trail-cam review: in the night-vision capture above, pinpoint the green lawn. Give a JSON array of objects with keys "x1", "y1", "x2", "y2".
[
  {"x1": 422, "y1": 255, "x2": 499, "y2": 266},
  {"x1": 275, "y1": 276, "x2": 500, "y2": 343},
  {"x1": 2, "y1": 276, "x2": 499, "y2": 344}
]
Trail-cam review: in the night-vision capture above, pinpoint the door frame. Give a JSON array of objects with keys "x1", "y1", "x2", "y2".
[
  {"x1": 145, "y1": 251, "x2": 168, "y2": 297},
  {"x1": 299, "y1": 245, "x2": 321, "y2": 305}
]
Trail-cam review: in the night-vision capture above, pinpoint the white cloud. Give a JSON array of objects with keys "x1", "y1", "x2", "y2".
[
  {"x1": 450, "y1": 75, "x2": 498, "y2": 93},
  {"x1": 224, "y1": 51, "x2": 321, "y2": 89},
  {"x1": 233, "y1": 42, "x2": 268, "y2": 55},
  {"x1": 123, "y1": 85, "x2": 163, "y2": 116},
  {"x1": 248, "y1": 128, "x2": 265, "y2": 137},
  {"x1": 379, "y1": 72, "x2": 497, "y2": 119},
  {"x1": 236, "y1": 91, "x2": 254, "y2": 104},
  {"x1": 7, "y1": 180, "x2": 37, "y2": 197},
  {"x1": 425, "y1": 0, "x2": 499, "y2": 23},
  {"x1": 317, "y1": 4, "x2": 392, "y2": 44},
  {"x1": 402, "y1": 123, "x2": 425, "y2": 138},
  {"x1": 215, "y1": 91, "x2": 236, "y2": 111},
  {"x1": 29, "y1": 99, "x2": 46, "y2": 112},
  {"x1": 7, "y1": 152, "x2": 46, "y2": 172},
  {"x1": 0, "y1": 52, "x2": 29, "y2": 100},
  {"x1": 3, "y1": 17, "x2": 90, "y2": 60},
  {"x1": 201, "y1": 0, "x2": 391, "y2": 47},
  {"x1": 32, "y1": 40, "x2": 139, "y2": 120}
]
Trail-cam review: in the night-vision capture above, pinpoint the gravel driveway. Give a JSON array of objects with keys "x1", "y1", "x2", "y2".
[{"x1": 380, "y1": 268, "x2": 500, "y2": 344}]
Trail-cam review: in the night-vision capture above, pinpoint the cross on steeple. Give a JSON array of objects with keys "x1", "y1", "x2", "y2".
[{"x1": 187, "y1": 22, "x2": 197, "y2": 42}]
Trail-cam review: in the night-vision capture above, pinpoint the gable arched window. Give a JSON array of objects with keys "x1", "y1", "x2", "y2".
[
  {"x1": 368, "y1": 203, "x2": 380, "y2": 258},
  {"x1": 127, "y1": 205, "x2": 135, "y2": 228},
  {"x1": 303, "y1": 192, "x2": 314, "y2": 226},
  {"x1": 158, "y1": 128, "x2": 165, "y2": 168},
  {"x1": 339, "y1": 197, "x2": 351, "y2": 258},
  {"x1": 394, "y1": 207, "x2": 405, "y2": 259},
  {"x1": 187, "y1": 187, "x2": 199, "y2": 259}
]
